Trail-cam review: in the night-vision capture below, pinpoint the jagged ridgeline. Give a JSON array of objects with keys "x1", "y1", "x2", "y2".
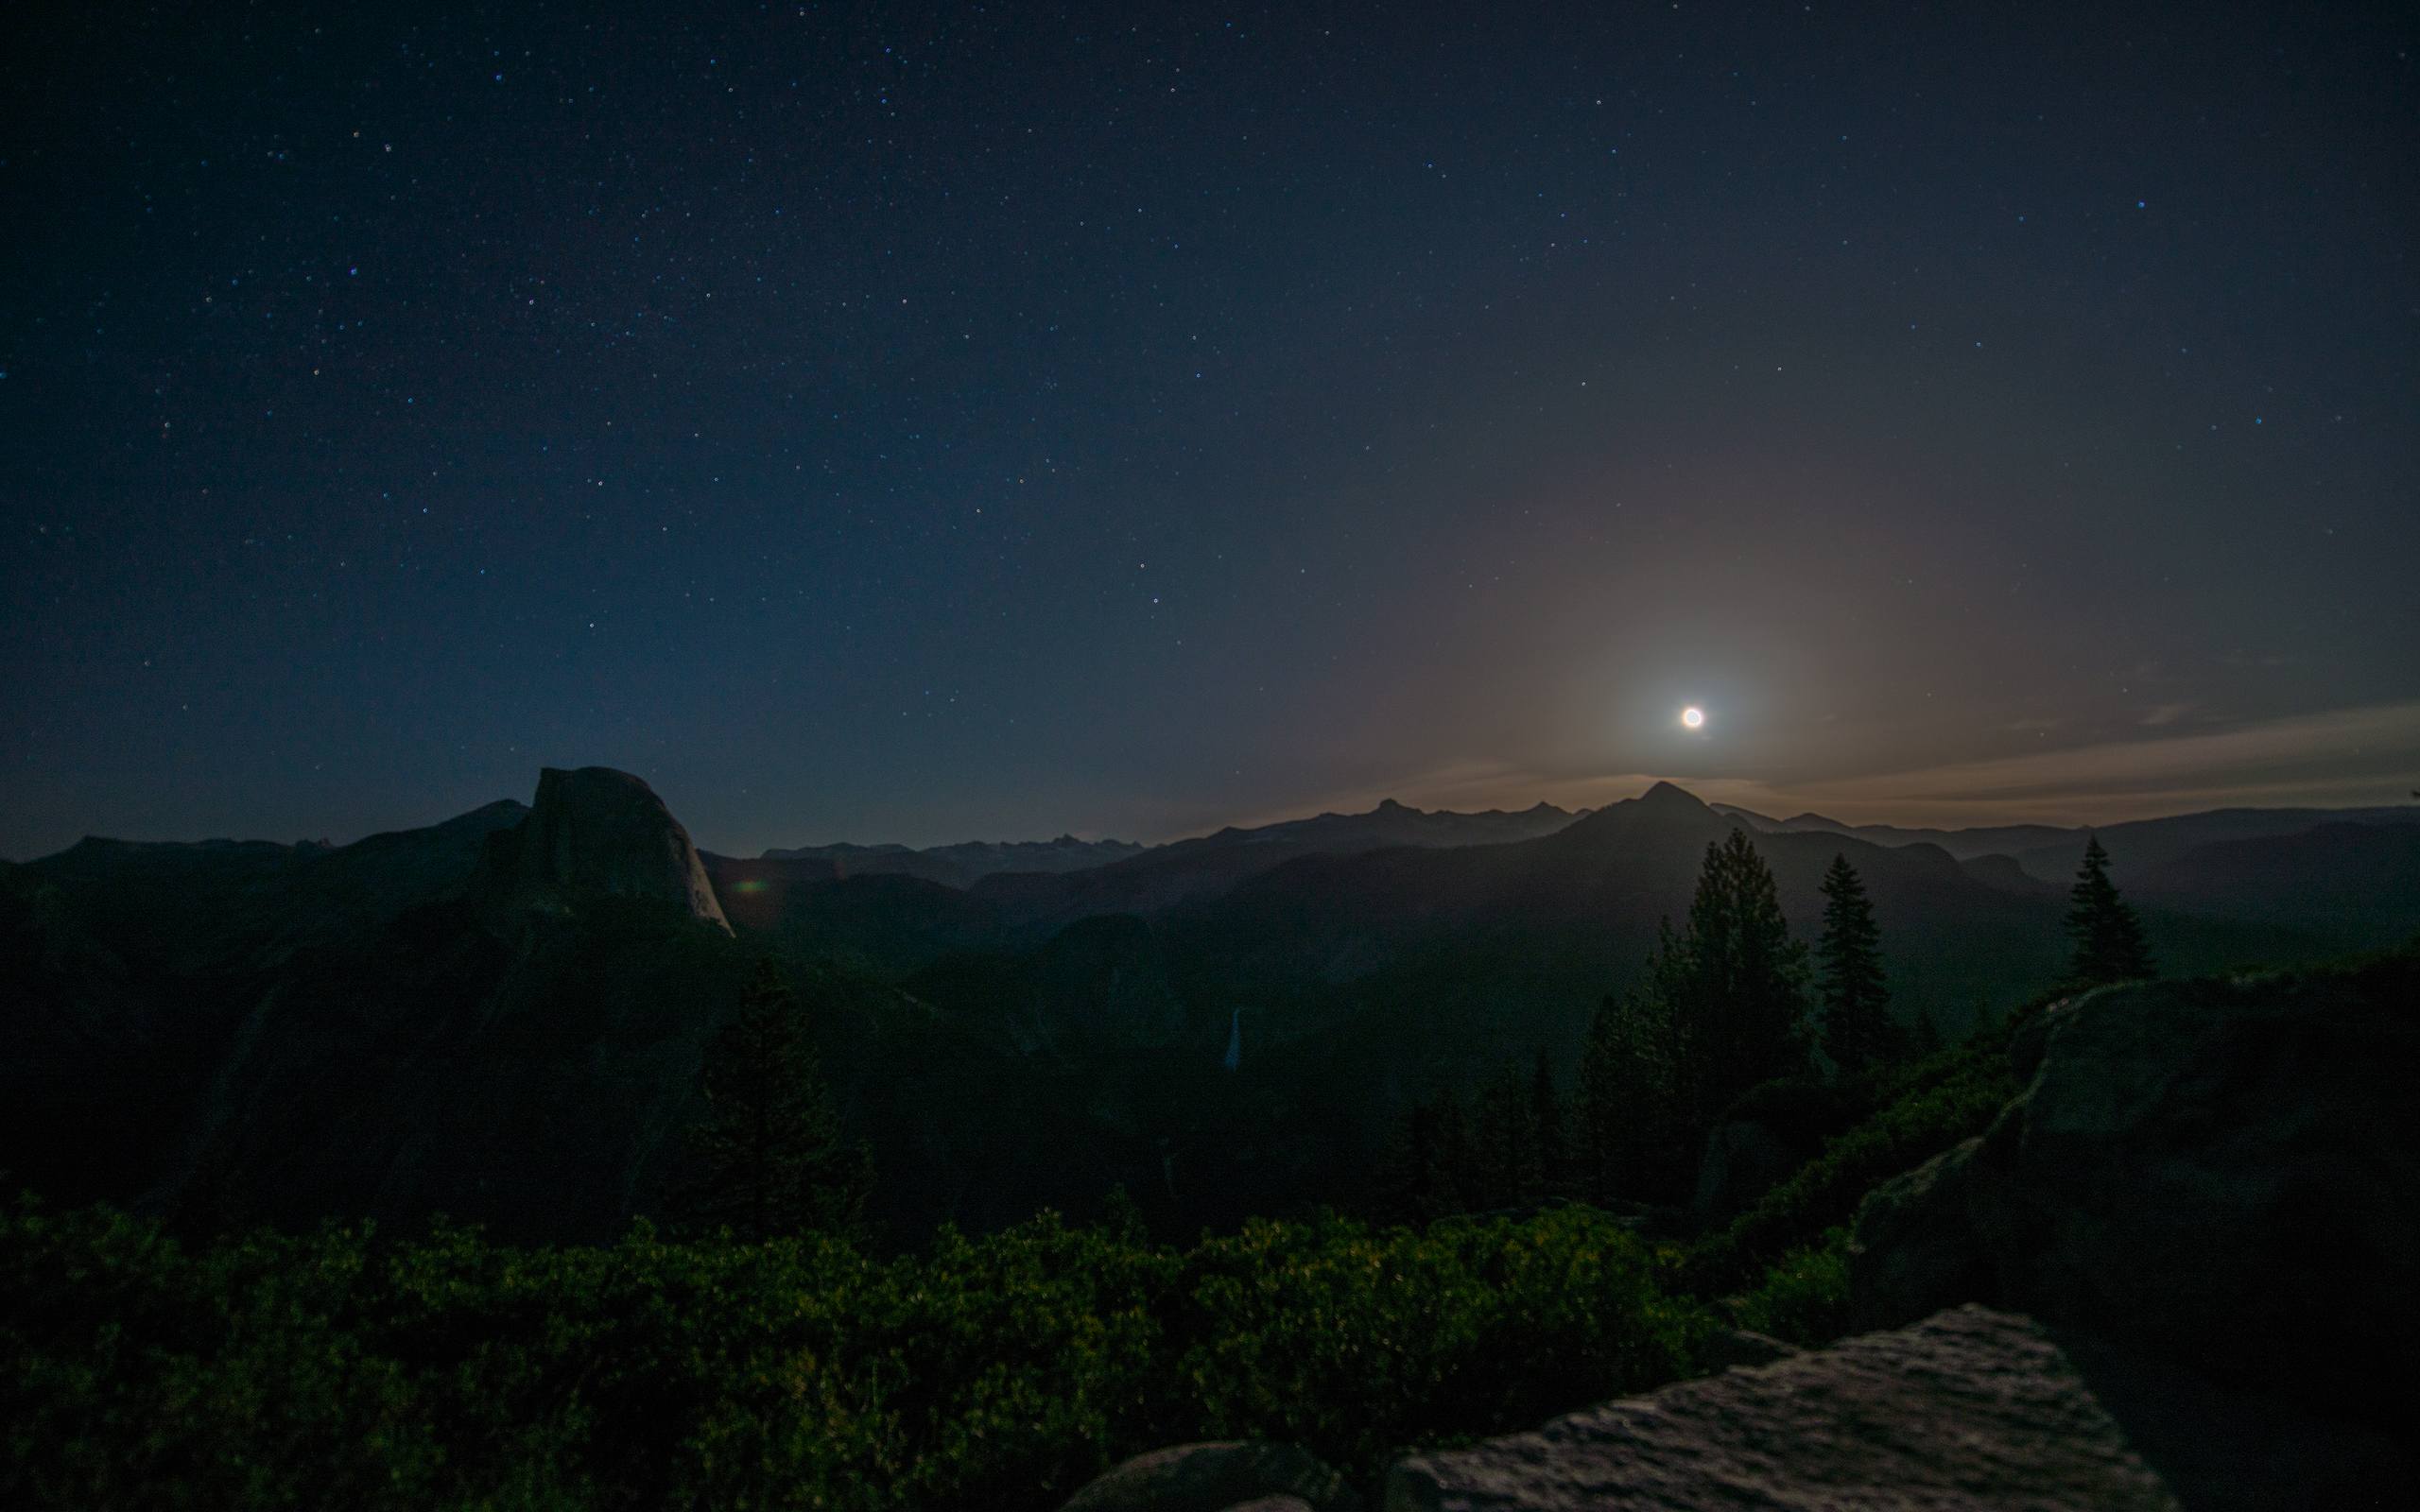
[{"x1": 4, "y1": 766, "x2": 2415, "y2": 1243}]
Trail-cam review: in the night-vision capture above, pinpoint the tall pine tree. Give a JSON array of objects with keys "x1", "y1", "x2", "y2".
[
  {"x1": 1816, "y1": 853, "x2": 1898, "y2": 1078},
  {"x1": 2065, "y1": 835, "x2": 2156, "y2": 987},
  {"x1": 1578, "y1": 832, "x2": 1814, "y2": 1205},
  {"x1": 1579, "y1": 922, "x2": 1703, "y2": 1205},
  {"x1": 676, "y1": 958, "x2": 870, "y2": 1242},
  {"x1": 1681, "y1": 828, "x2": 1813, "y2": 1110}
]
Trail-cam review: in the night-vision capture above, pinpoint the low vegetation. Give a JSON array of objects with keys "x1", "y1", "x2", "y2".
[
  {"x1": 0, "y1": 1197, "x2": 1715, "y2": 1511},
  {"x1": 1728, "y1": 1228, "x2": 1854, "y2": 1348},
  {"x1": 3, "y1": 833, "x2": 2181, "y2": 1507},
  {"x1": 1684, "y1": 1023, "x2": 2027, "y2": 1295}
]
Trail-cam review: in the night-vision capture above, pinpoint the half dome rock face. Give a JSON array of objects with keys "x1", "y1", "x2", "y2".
[{"x1": 486, "y1": 766, "x2": 731, "y2": 932}]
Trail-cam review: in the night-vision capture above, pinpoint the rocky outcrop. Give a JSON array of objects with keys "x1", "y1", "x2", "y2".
[
  {"x1": 1377, "y1": 957, "x2": 2420, "y2": 1512},
  {"x1": 479, "y1": 766, "x2": 729, "y2": 932},
  {"x1": 1693, "y1": 1327, "x2": 1800, "y2": 1371},
  {"x1": 1847, "y1": 1136, "x2": 1996, "y2": 1332},
  {"x1": 1385, "y1": 1305, "x2": 2176, "y2": 1510},
  {"x1": 1059, "y1": 1441, "x2": 1358, "y2": 1512},
  {"x1": 1847, "y1": 959, "x2": 2419, "y2": 1434}
]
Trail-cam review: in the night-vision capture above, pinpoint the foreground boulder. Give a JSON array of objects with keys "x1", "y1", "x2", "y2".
[
  {"x1": 1849, "y1": 956, "x2": 2420, "y2": 1435},
  {"x1": 1385, "y1": 1305, "x2": 2174, "y2": 1510},
  {"x1": 1060, "y1": 1441, "x2": 1358, "y2": 1512}
]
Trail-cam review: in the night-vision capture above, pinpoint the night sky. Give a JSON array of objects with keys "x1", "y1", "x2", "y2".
[{"x1": 6, "y1": 3, "x2": 2416, "y2": 859}]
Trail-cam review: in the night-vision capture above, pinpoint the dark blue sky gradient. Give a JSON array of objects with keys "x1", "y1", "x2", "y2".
[{"x1": 5, "y1": 3, "x2": 2416, "y2": 856}]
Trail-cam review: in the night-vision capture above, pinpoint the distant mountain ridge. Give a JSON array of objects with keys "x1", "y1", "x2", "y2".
[
  {"x1": 1712, "y1": 806, "x2": 2073, "y2": 862},
  {"x1": 755, "y1": 799, "x2": 1586, "y2": 892},
  {"x1": 959, "y1": 797, "x2": 1592, "y2": 936},
  {"x1": 760, "y1": 835, "x2": 1147, "y2": 889},
  {"x1": 1713, "y1": 800, "x2": 2420, "y2": 883},
  {"x1": 1179, "y1": 796, "x2": 1587, "y2": 850},
  {"x1": 2131, "y1": 821, "x2": 2420, "y2": 945},
  {"x1": 7, "y1": 766, "x2": 2415, "y2": 1244},
  {"x1": 704, "y1": 797, "x2": 1594, "y2": 972}
]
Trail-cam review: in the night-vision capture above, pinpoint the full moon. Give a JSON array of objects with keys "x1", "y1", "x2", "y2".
[{"x1": 1681, "y1": 706, "x2": 1706, "y2": 730}]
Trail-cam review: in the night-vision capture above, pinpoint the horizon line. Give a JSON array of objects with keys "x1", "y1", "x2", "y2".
[{"x1": 18, "y1": 773, "x2": 2417, "y2": 866}]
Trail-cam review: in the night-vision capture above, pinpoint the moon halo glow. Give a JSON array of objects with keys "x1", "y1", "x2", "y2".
[{"x1": 1681, "y1": 706, "x2": 1706, "y2": 730}]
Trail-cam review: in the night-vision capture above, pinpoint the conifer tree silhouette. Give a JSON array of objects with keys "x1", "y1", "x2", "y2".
[
  {"x1": 1817, "y1": 853, "x2": 1899, "y2": 1076},
  {"x1": 2065, "y1": 835, "x2": 2156, "y2": 987},
  {"x1": 676, "y1": 958, "x2": 869, "y2": 1241}
]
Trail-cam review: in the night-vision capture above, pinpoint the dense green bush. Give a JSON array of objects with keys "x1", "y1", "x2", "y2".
[
  {"x1": 1174, "y1": 1208, "x2": 1707, "y2": 1473},
  {"x1": 0, "y1": 1197, "x2": 1713, "y2": 1511},
  {"x1": 1729, "y1": 1229, "x2": 1852, "y2": 1348},
  {"x1": 1685, "y1": 1031, "x2": 2023, "y2": 1295}
]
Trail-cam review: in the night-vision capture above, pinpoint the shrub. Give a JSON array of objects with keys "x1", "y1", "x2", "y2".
[
  {"x1": 1730, "y1": 1229, "x2": 1852, "y2": 1348},
  {"x1": 1685, "y1": 1035, "x2": 2021, "y2": 1295},
  {"x1": 0, "y1": 1195, "x2": 1714, "y2": 1511},
  {"x1": 1173, "y1": 1207, "x2": 1709, "y2": 1476}
]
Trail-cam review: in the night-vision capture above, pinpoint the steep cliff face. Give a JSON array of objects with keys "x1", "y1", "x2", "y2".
[{"x1": 482, "y1": 766, "x2": 729, "y2": 933}]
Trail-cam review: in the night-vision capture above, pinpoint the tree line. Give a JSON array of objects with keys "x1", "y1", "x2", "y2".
[
  {"x1": 1381, "y1": 828, "x2": 2156, "y2": 1218},
  {"x1": 674, "y1": 825, "x2": 2158, "y2": 1242}
]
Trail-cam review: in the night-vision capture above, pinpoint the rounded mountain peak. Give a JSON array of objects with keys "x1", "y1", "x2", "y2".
[{"x1": 482, "y1": 766, "x2": 730, "y2": 932}]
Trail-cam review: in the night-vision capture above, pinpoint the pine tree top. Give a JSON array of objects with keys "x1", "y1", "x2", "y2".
[{"x1": 2065, "y1": 834, "x2": 2155, "y2": 988}]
